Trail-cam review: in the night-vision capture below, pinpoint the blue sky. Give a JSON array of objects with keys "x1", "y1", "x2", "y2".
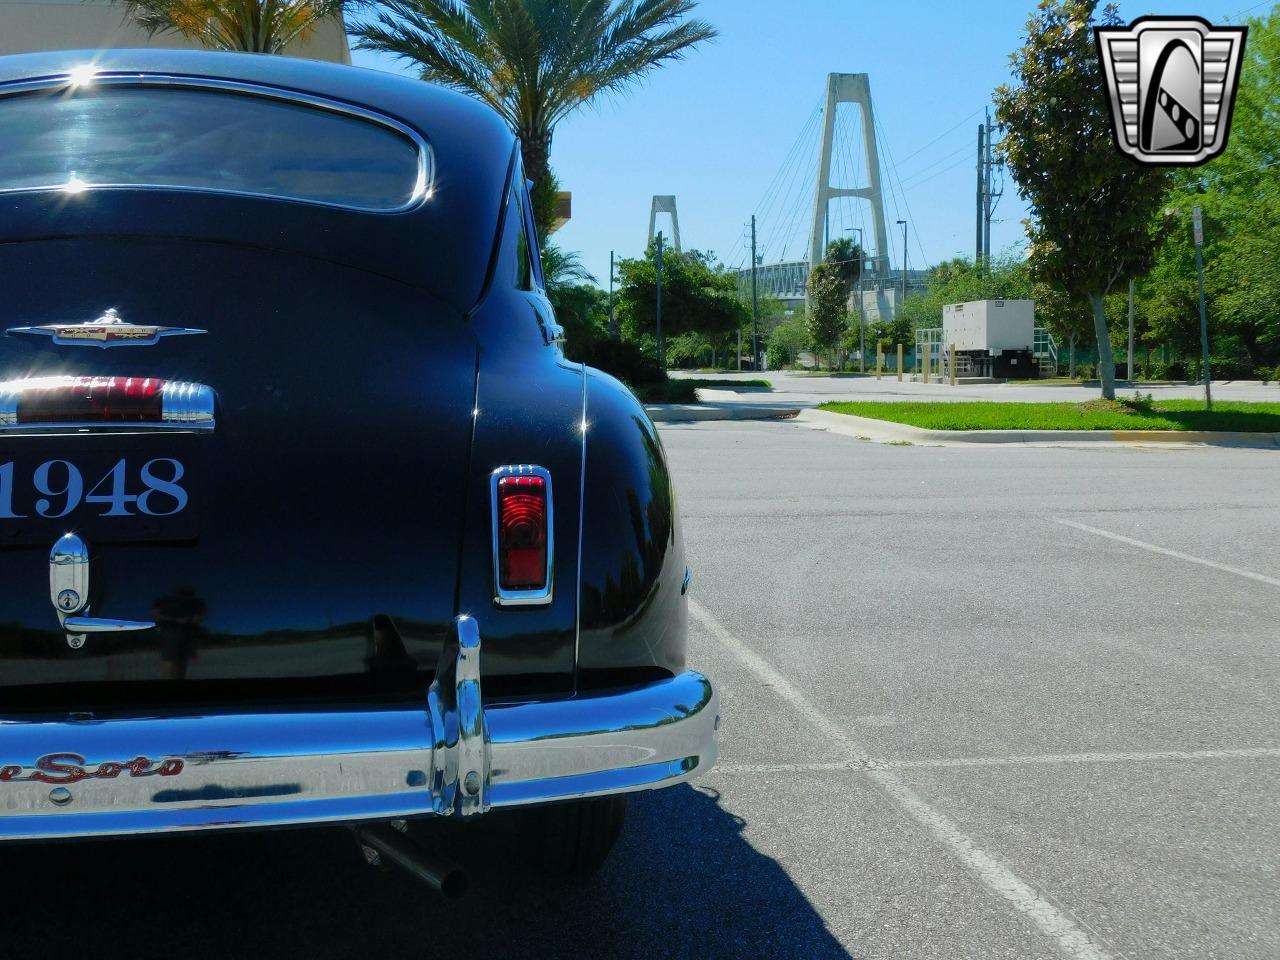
[{"x1": 352, "y1": 0, "x2": 1260, "y2": 287}]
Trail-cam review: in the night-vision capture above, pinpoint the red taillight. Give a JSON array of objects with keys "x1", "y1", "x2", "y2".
[
  {"x1": 496, "y1": 473, "x2": 548, "y2": 592},
  {"x1": 16, "y1": 376, "x2": 164, "y2": 424}
]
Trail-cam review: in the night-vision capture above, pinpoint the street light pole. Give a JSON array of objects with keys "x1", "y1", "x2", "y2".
[
  {"x1": 608, "y1": 250, "x2": 616, "y2": 336},
  {"x1": 1192, "y1": 206, "x2": 1211, "y2": 410},
  {"x1": 896, "y1": 219, "x2": 908, "y2": 314},
  {"x1": 1127, "y1": 277, "x2": 1135, "y2": 383},
  {"x1": 655, "y1": 231, "x2": 664, "y2": 369}
]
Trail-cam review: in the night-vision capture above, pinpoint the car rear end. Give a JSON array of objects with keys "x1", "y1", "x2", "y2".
[{"x1": 0, "y1": 52, "x2": 716, "y2": 852}]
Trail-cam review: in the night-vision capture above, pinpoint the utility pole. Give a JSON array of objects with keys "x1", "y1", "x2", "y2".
[
  {"x1": 1192, "y1": 206, "x2": 1211, "y2": 410},
  {"x1": 975, "y1": 122, "x2": 985, "y2": 267},
  {"x1": 1127, "y1": 278, "x2": 1135, "y2": 383},
  {"x1": 655, "y1": 231, "x2": 664, "y2": 369},
  {"x1": 896, "y1": 219, "x2": 908, "y2": 313},
  {"x1": 608, "y1": 250, "x2": 616, "y2": 336},
  {"x1": 751, "y1": 215, "x2": 759, "y2": 371},
  {"x1": 982, "y1": 108, "x2": 994, "y2": 271}
]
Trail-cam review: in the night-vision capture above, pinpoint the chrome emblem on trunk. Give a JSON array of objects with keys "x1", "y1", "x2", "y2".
[{"x1": 6, "y1": 308, "x2": 206, "y2": 348}]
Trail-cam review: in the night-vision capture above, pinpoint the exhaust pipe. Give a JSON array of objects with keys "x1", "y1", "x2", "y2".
[{"x1": 354, "y1": 822, "x2": 468, "y2": 899}]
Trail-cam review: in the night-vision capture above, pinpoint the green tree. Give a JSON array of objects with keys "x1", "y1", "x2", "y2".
[
  {"x1": 767, "y1": 311, "x2": 809, "y2": 369},
  {"x1": 995, "y1": 0, "x2": 1169, "y2": 399},
  {"x1": 116, "y1": 0, "x2": 348, "y2": 51},
  {"x1": 898, "y1": 255, "x2": 1033, "y2": 331},
  {"x1": 806, "y1": 261, "x2": 847, "y2": 369},
  {"x1": 823, "y1": 237, "x2": 864, "y2": 294},
  {"x1": 353, "y1": 0, "x2": 716, "y2": 236},
  {"x1": 615, "y1": 246, "x2": 747, "y2": 356},
  {"x1": 1144, "y1": 7, "x2": 1280, "y2": 371}
]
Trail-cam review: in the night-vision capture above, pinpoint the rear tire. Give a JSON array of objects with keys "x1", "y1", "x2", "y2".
[{"x1": 514, "y1": 795, "x2": 626, "y2": 877}]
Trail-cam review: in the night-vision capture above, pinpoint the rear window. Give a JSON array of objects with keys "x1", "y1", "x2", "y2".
[{"x1": 0, "y1": 85, "x2": 427, "y2": 211}]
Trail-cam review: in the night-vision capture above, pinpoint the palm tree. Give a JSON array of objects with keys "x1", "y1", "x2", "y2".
[
  {"x1": 540, "y1": 241, "x2": 595, "y2": 291},
  {"x1": 352, "y1": 0, "x2": 716, "y2": 230},
  {"x1": 117, "y1": 0, "x2": 350, "y2": 53}
]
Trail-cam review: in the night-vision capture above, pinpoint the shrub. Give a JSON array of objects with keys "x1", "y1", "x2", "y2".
[
  {"x1": 1207, "y1": 356, "x2": 1255, "y2": 380},
  {"x1": 585, "y1": 338, "x2": 666, "y2": 388},
  {"x1": 1165, "y1": 359, "x2": 1188, "y2": 381},
  {"x1": 766, "y1": 339, "x2": 790, "y2": 371}
]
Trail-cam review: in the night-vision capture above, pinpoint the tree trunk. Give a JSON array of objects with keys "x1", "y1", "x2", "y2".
[
  {"x1": 518, "y1": 130, "x2": 552, "y2": 185},
  {"x1": 1089, "y1": 293, "x2": 1116, "y2": 400}
]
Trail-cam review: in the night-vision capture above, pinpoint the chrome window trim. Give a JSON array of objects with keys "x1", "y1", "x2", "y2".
[
  {"x1": 0, "y1": 73, "x2": 433, "y2": 214},
  {"x1": 491, "y1": 464, "x2": 554, "y2": 607}
]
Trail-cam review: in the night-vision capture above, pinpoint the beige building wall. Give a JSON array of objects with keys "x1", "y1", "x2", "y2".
[{"x1": 0, "y1": 0, "x2": 350, "y2": 62}]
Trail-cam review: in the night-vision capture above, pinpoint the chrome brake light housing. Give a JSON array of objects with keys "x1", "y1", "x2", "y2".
[{"x1": 490, "y1": 465, "x2": 553, "y2": 607}]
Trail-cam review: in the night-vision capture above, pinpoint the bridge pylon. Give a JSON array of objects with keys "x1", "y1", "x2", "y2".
[
  {"x1": 648, "y1": 195, "x2": 682, "y2": 252},
  {"x1": 808, "y1": 73, "x2": 889, "y2": 282}
]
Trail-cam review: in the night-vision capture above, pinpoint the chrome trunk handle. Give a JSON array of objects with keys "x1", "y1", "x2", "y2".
[{"x1": 49, "y1": 533, "x2": 155, "y2": 648}]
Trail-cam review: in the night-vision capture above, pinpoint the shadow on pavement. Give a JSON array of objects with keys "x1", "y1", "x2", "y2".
[{"x1": 3, "y1": 784, "x2": 852, "y2": 960}]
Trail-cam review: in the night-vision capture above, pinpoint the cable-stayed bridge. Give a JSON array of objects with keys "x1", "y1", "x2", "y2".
[{"x1": 727, "y1": 72, "x2": 985, "y2": 320}]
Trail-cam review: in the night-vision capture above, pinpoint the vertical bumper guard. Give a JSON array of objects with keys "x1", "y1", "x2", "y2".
[{"x1": 427, "y1": 616, "x2": 491, "y2": 817}]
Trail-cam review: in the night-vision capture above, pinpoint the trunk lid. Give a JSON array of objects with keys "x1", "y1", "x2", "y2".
[{"x1": 0, "y1": 238, "x2": 479, "y2": 709}]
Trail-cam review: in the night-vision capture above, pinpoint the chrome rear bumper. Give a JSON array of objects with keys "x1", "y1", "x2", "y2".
[{"x1": 0, "y1": 617, "x2": 718, "y2": 841}]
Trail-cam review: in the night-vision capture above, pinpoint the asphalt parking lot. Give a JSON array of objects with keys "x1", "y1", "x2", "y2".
[{"x1": 9, "y1": 420, "x2": 1278, "y2": 959}]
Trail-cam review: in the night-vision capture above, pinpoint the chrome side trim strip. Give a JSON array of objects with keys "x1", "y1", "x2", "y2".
[
  {"x1": 490, "y1": 464, "x2": 554, "y2": 607},
  {"x1": 0, "y1": 73, "x2": 433, "y2": 214},
  {"x1": 574, "y1": 363, "x2": 588, "y2": 676}
]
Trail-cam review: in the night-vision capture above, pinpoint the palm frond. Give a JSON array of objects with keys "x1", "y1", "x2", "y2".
[
  {"x1": 540, "y1": 242, "x2": 596, "y2": 290},
  {"x1": 118, "y1": 0, "x2": 351, "y2": 52},
  {"x1": 350, "y1": 0, "x2": 716, "y2": 145}
]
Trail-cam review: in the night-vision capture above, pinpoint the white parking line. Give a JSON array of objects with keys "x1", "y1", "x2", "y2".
[
  {"x1": 690, "y1": 599, "x2": 1117, "y2": 960},
  {"x1": 716, "y1": 747, "x2": 1280, "y2": 775},
  {"x1": 1052, "y1": 518, "x2": 1280, "y2": 588}
]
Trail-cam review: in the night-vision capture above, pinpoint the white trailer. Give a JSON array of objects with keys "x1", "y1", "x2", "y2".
[{"x1": 942, "y1": 300, "x2": 1035, "y2": 354}]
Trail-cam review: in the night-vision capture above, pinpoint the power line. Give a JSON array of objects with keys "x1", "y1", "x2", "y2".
[{"x1": 893, "y1": 107, "x2": 984, "y2": 166}]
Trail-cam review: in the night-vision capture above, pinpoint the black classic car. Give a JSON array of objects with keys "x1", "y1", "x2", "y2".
[{"x1": 0, "y1": 49, "x2": 717, "y2": 886}]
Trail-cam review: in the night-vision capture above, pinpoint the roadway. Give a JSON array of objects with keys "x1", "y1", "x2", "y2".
[{"x1": 6, "y1": 419, "x2": 1277, "y2": 959}]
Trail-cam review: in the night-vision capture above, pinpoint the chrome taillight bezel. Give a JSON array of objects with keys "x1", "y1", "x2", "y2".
[
  {"x1": 0, "y1": 377, "x2": 215, "y2": 432},
  {"x1": 490, "y1": 464, "x2": 553, "y2": 607}
]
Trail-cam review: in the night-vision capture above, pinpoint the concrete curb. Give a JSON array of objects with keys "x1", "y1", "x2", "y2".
[
  {"x1": 798, "y1": 409, "x2": 1280, "y2": 448},
  {"x1": 646, "y1": 402, "x2": 801, "y2": 423}
]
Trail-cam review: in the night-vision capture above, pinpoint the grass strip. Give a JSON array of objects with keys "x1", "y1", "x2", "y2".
[{"x1": 817, "y1": 399, "x2": 1280, "y2": 432}]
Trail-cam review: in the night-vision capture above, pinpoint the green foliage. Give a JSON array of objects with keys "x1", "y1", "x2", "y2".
[
  {"x1": 1144, "y1": 8, "x2": 1280, "y2": 368},
  {"x1": 117, "y1": 0, "x2": 348, "y2": 51},
  {"x1": 581, "y1": 336, "x2": 666, "y2": 389},
  {"x1": 818, "y1": 399, "x2": 1280, "y2": 432},
  {"x1": 823, "y1": 237, "x2": 864, "y2": 294},
  {"x1": 352, "y1": 0, "x2": 716, "y2": 237},
  {"x1": 898, "y1": 256, "x2": 1034, "y2": 330},
  {"x1": 767, "y1": 313, "x2": 810, "y2": 368},
  {"x1": 806, "y1": 261, "x2": 848, "y2": 367},
  {"x1": 616, "y1": 245, "x2": 748, "y2": 347},
  {"x1": 994, "y1": 0, "x2": 1170, "y2": 399}
]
